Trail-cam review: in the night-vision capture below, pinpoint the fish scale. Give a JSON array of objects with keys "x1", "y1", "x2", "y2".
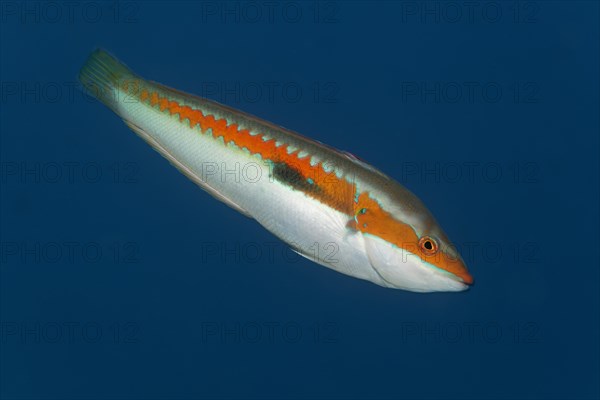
[{"x1": 80, "y1": 49, "x2": 473, "y2": 292}]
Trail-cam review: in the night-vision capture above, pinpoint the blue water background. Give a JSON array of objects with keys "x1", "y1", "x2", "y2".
[{"x1": 1, "y1": 1, "x2": 598, "y2": 399}]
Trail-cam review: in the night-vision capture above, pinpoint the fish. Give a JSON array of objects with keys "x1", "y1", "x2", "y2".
[{"x1": 79, "y1": 49, "x2": 473, "y2": 293}]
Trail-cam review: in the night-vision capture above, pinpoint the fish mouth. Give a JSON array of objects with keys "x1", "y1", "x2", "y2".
[
  {"x1": 431, "y1": 258, "x2": 474, "y2": 286},
  {"x1": 425, "y1": 266, "x2": 472, "y2": 291},
  {"x1": 437, "y1": 270, "x2": 473, "y2": 292},
  {"x1": 372, "y1": 264, "x2": 471, "y2": 293},
  {"x1": 450, "y1": 270, "x2": 474, "y2": 286}
]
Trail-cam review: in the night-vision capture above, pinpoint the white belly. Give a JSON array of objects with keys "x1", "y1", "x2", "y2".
[{"x1": 118, "y1": 99, "x2": 385, "y2": 286}]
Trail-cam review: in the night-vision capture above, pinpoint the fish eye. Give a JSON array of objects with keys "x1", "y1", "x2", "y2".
[{"x1": 419, "y1": 236, "x2": 439, "y2": 255}]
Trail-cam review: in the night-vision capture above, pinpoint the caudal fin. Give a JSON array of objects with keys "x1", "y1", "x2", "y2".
[{"x1": 79, "y1": 49, "x2": 136, "y2": 111}]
